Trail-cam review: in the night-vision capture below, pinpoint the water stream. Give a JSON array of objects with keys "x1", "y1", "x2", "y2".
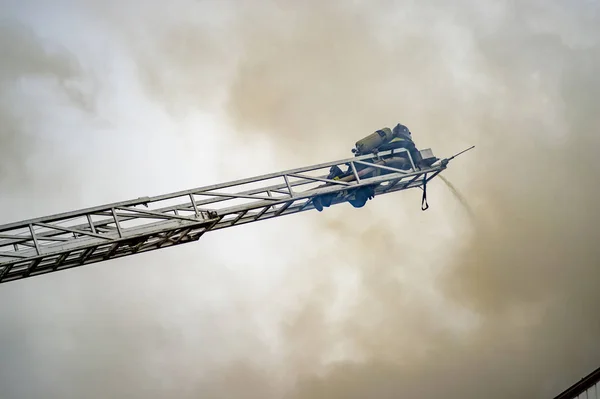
[{"x1": 438, "y1": 174, "x2": 476, "y2": 223}]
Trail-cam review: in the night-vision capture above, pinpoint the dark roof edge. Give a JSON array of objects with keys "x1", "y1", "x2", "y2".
[{"x1": 554, "y1": 366, "x2": 600, "y2": 399}]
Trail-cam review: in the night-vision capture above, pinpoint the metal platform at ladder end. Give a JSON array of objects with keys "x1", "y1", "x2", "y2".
[{"x1": 0, "y1": 148, "x2": 446, "y2": 284}]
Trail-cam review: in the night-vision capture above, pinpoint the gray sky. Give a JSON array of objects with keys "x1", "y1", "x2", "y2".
[{"x1": 1, "y1": 1, "x2": 599, "y2": 398}]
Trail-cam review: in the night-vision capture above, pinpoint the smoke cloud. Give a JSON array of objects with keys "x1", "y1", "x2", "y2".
[
  {"x1": 1, "y1": 1, "x2": 600, "y2": 398},
  {"x1": 0, "y1": 20, "x2": 87, "y2": 188}
]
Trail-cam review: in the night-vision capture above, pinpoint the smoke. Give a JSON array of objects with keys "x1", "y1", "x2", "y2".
[
  {"x1": 0, "y1": 20, "x2": 88, "y2": 188},
  {"x1": 226, "y1": 0, "x2": 461, "y2": 163},
  {"x1": 77, "y1": 0, "x2": 237, "y2": 114},
  {"x1": 1, "y1": 1, "x2": 600, "y2": 398}
]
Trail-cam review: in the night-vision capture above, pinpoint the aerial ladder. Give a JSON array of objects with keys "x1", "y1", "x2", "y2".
[{"x1": 0, "y1": 145, "x2": 472, "y2": 284}]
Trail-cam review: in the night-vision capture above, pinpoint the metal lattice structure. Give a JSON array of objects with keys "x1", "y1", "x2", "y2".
[{"x1": 0, "y1": 148, "x2": 448, "y2": 284}]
